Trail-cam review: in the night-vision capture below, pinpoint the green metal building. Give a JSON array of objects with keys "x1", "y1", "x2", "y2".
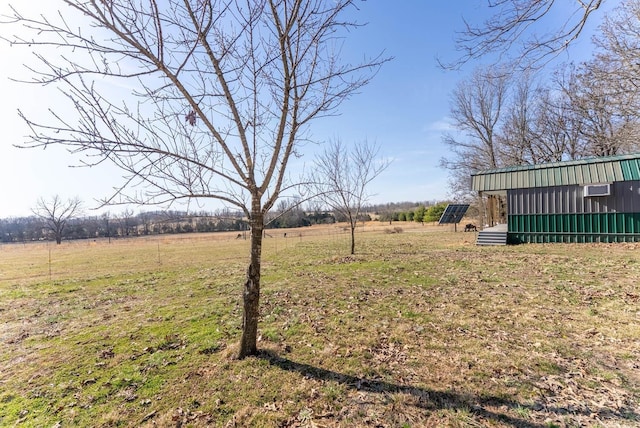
[{"x1": 471, "y1": 153, "x2": 640, "y2": 243}]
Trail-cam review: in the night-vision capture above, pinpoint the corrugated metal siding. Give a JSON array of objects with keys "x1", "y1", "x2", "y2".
[
  {"x1": 621, "y1": 159, "x2": 640, "y2": 180},
  {"x1": 471, "y1": 153, "x2": 640, "y2": 192},
  {"x1": 508, "y1": 213, "x2": 640, "y2": 243},
  {"x1": 507, "y1": 180, "x2": 640, "y2": 242},
  {"x1": 619, "y1": 181, "x2": 640, "y2": 212},
  {"x1": 508, "y1": 181, "x2": 640, "y2": 215}
]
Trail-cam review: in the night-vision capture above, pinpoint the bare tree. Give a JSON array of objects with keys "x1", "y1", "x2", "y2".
[
  {"x1": 115, "y1": 208, "x2": 136, "y2": 237},
  {"x1": 32, "y1": 195, "x2": 82, "y2": 244},
  {"x1": 309, "y1": 139, "x2": 389, "y2": 255},
  {"x1": 555, "y1": 63, "x2": 640, "y2": 157},
  {"x1": 498, "y1": 73, "x2": 539, "y2": 165},
  {"x1": 5, "y1": 1, "x2": 387, "y2": 358},
  {"x1": 101, "y1": 212, "x2": 114, "y2": 243},
  {"x1": 444, "y1": 0, "x2": 605, "y2": 70},
  {"x1": 498, "y1": 73, "x2": 580, "y2": 164},
  {"x1": 581, "y1": 0, "x2": 640, "y2": 153},
  {"x1": 594, "y1": 0, "x2": 640, "y2": 103},
  {"x1": 440, "y1": 67, "x2": 509, "y2": 198},
  {"x1": 531, "y1": 88, "x2": 585, "y2": 161}
]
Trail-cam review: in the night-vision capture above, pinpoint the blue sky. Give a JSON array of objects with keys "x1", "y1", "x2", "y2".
[{"x1": 0, "y1": 1, "x2": 606, "y2": 218}]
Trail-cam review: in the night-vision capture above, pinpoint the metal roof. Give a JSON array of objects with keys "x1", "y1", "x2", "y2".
[{"x1": 471, "y1": 153, "x2": 640, "y2": 192}]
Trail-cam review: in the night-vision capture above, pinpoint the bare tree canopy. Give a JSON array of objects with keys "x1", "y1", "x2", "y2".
[
  {"x1": 4, "y1": 0, "x2": 388, "y2": 358},
  {"x1": 554, "y1": 63, "x2": 640, "y2": 157},
  {"x1": 4, "y1": 0, "x2": 386, "y2": 212},
  {"x1": 441, "y1": 43, "x2": 640, "y2": 199},
  {"x1": 443, "y1": 0, "x2": 604, "y2": 70},
  {"x1": 308, "y1": 139, "x2": 390, "y2": 255},
  {"x1": 591, "y1": 0, "x2": 640, "y2": 113},
  {"x1": 440, "y1": 66, "x2": 508, "y2": 198},
  {"x1": 32, "y1": 195, "x2": 83, "y2": 244}
]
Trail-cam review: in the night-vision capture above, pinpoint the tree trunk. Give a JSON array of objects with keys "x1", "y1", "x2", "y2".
[
  {"x1": 350, "y1": 222, "x2": 355, "y2": 255},
  {"x1": 238, "y1": 203, "x2": 263, "y2": 359}
]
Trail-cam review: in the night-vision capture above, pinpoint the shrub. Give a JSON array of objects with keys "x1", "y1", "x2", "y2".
[{"x1": 424, "y1": 202, "x2": 448, "y2": 223}]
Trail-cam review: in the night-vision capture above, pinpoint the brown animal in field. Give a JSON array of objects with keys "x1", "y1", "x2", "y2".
[{"x1": 464, "y1": 223, "x2": 477, "y2": 232}]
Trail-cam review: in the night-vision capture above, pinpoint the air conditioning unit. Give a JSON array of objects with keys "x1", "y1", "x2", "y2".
[{"x1": 584, "y1": 183, "x2": 611, "y2": 197}]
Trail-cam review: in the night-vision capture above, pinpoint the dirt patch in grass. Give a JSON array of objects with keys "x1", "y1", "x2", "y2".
[{"x1": 1, "y1": 225, "x2": 639, "y2": 427}]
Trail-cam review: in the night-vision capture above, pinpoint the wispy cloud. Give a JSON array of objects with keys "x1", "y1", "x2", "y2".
[{"x1": 425, "y1": 118, "x2": 455, "y2": 132}]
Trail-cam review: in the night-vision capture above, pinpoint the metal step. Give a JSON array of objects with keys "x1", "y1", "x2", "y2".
[{"x1": 476, "y1": 231, "x2": 507, "y2": 246}]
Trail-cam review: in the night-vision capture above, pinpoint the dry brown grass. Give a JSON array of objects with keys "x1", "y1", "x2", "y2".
[{"x1": 1, "y1": 222, "x2": 638, "y2": 427}]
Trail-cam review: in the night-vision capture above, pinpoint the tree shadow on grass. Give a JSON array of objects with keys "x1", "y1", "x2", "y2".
[{"x1": 257, "y1": 350, "x2": 638, "y2": 428}]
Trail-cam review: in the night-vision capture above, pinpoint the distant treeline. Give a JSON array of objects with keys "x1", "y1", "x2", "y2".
[
  {"x1": 0, "y1": 210, "x2": 247, "y2": 243},
  {"x1": 0, "y1": 200, "x2": 452, "y2": 243}
]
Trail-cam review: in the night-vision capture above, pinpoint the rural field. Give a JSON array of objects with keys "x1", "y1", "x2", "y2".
[{"x1": 1, "y1": 222, "x2": 639, "y2": 427}]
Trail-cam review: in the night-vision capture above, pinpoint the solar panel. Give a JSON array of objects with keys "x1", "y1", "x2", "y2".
[{"x1": 438, "y1": 204, "x2": 470, "y2": 225}]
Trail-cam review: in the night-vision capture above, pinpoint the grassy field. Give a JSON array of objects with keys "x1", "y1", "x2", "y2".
[{"x1": 1, "y1": 223, "x2": 639, "y2": 427}]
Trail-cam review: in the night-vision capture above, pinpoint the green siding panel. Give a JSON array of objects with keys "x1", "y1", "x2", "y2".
[
  {"x1": 621, "y1": 159, "x2": 640, "y2": 180},
  {"x1": 508, "y1": 213, "x2": 640, "y2": 243}
]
